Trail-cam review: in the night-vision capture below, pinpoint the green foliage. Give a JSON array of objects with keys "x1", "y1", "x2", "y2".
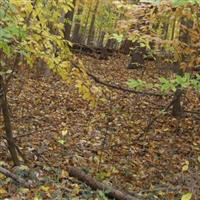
[
  {"x1": 140, "y1": 0, "x2": 200, "y2": 6},
  {"x1": 172, "y1": 0, "x2": 200, "y2": 6},
  {"x1": 125, "y1": 0, "x2": 200, "y2": 96},
  {"x1": 0, "y1": 2, "x2": 26, "y2": 57},
  {"x1": 127, "y1": 79, "x2": 152, "y2": 91},
  {"x1": 128, "y1": 73, "x2": 200, "y2": 92},
  {"x1": 111, "y1": 33, "x2": 124, "y2": 43},
  {"x1": 95, "y1": 2, "x2": 119, "y2": 33}
]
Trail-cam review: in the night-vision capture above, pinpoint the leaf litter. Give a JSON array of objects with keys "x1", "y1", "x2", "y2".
[{"x1": 0, "y1": 54, "x2": 199, "y2": 199}]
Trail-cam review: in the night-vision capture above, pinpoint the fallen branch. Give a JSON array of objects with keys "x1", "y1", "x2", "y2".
[
  {"x1": 67, "y1": 166, "x2": 138, "y2": 200},
  {"x1": 71, "y1": 61, "x2": 167, "y2": 97},
  {"x1": 87, "y1": 72, "x2": 164, "y2": 97},
  {"x1": 0, "y1": 166, "x2": 30, "y2": 188}
]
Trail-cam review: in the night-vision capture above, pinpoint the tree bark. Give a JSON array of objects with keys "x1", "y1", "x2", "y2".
[{"x1": 0, "y1": 76, "x2": 20, "y2": 166}]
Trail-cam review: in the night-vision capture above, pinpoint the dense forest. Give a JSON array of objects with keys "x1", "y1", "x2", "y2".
[{"x1": 0, "y1": 0, "x2": 200, "y2": 199}]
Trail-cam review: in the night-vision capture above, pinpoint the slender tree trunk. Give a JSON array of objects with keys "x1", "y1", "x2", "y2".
[
  {"x1": 120, "y1": 39, "x2": 133, "y2": 54},
  {"x1": 106, "y1": 38, "x2": 117, "y2": 49},
  {"x1": 179, "y1": 17, "x2": 193, "y2": 43},
  {"x1": 97, "y1": 31, "x2": 105, "y2": 47},
  {"x1": 87, "y1": 0, "x2": 99, "y2": 46},
  {"x1": 0, "y1": 76, "x2": 19, "y2": 166},
  {"x1": 170, "y1": 16, "x2": 184, "y2": 117},
  {"x1": 72, "y1": 3, "x2": 83, "y2": 43},
  {"x1": 82, "y1": 0, "x2": 93, "y2": 44},
  {"x1": 163, "y1": 21, "x2": 169, "y2": 40},
  {"x1": 172, "y1": 88, "x2": 183, "y2": 117},
  {"x1": 64, "y1": 0, "x2": 76, "y2": 40}
]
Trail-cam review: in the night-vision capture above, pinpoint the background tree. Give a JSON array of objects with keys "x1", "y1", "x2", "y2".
[
  {"x1": 125, "y1": 0, "x2": 200, "y2": 117},
  {"x1": 64, "y1": 0, "x2": 76, "y2": 40}
]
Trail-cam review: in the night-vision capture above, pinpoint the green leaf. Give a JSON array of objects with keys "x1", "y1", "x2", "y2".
[
  {"x1": 111, "y1": 33, "x2": 124, "y2": 43},
  {"x1": 58, "y1": 139, "x2": 65, "y2": 145},
  {"x1": 34, "y1": 194, "x2": 43, "y2": 200}
]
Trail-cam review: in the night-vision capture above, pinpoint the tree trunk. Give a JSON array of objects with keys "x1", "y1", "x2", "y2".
[
  {"x1": 97, "y1": 31, "x2": 105, "y2": 47},
  {"x1": 87, "y1": 0, "x2": 99, "y2": 46},
  {"x1": 105, "y1": 38, "x2": 118, "y2": 49},
  {"x1": 172, "y1": 88, "x2": 183, "y2": 117},
  {"x1": 82, "y1": 0, "x2": 93, "y2": 44},
  {"x1": 120, "y1": 39, "x2": 133, "y2": 54},
  {"x1": 0, "y1": 76, "x2": 19, "y2": 166},
  {"x1": 169, "y1": 16, "x2": 183, "y2": 117},
  {"x1": 127, "y1": 42, "x2": 145, "y2": 69},
  {"x1": 71, "y1": 3, "x2": 83, "y2": 43},
  {"x1": 179, "y1": 17, "x2": 193, "y2": 43},
  {"x1": 64, "y1": 0, "x2": 76, "y2": 40}
]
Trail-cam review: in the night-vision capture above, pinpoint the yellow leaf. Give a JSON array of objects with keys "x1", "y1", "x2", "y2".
[
  {"x1": 19, "y1": 188, "x2": 29, "y2": 194},
  {"x1": 0, "y1": 173, "x2": 6, "y2": 180},
  {"x1": 0, "y1": 188, "x2": 8, "y2": 196},
  {"x1": 61, "y1": 170, "x2": 69, "y2": 178},
  {"x1": 72, "y1": 184, "x2": 80, "y2": 194},
  {"x1": 182, "y1": 164, "x2": 189, "y2": 172},
  {"x1": 61, "y1": 129, "x2": 68, "y2": 136},
  {"x1": 34, "y1": 194, "x2": 43, "y2": 200},
  {"x1": 158, "y1": 191, "x2": 165, "y2": 196},
  {"x1": 40, "y1": 185, "x2": 50, "y2": 193},
  {"x1": 181, "y1": 193, "x2": 192, "y2": 200},
  {"x1": 182, "y1": 160, "x2": 189, "y2": 172}
]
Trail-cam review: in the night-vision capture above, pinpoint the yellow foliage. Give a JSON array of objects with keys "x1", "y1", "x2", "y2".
[{"x1": 3, "y1": 0, "x2": 97, "y2": 105}]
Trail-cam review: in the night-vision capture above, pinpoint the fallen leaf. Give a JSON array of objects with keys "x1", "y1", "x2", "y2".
[{"x1": 181, "y1": 192, "x2": 192, "y2": 200}]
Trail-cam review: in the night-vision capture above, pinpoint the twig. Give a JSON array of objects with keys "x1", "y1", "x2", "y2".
[
  {"x1": 14, "y1": 133, "x2": 33, "y2": 139},
  {"x1": 144, "y1": 93, "x2": 181, "y2": 132},
  {"x1": 129, "y1": 185, "x2": 181, "y2": 195},
  {"x1": 184, "y1": 110, "x2": 200, "y2": 115}
]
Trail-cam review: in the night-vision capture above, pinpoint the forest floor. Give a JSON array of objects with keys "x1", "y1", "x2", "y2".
[{"x1": 0, "y1": 54, "x2": 200, "y2": 200}]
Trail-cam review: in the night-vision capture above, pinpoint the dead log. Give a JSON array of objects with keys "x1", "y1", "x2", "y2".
[
  {"x1": 0, "y1": 166, "x2": 31, "y2": 188},
  {"x1": 68, "y1": 166, "x2": 138, "y2": 200},
  {"x1": 71, "y1": 43, "x2": 115, "y2": 59}
]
